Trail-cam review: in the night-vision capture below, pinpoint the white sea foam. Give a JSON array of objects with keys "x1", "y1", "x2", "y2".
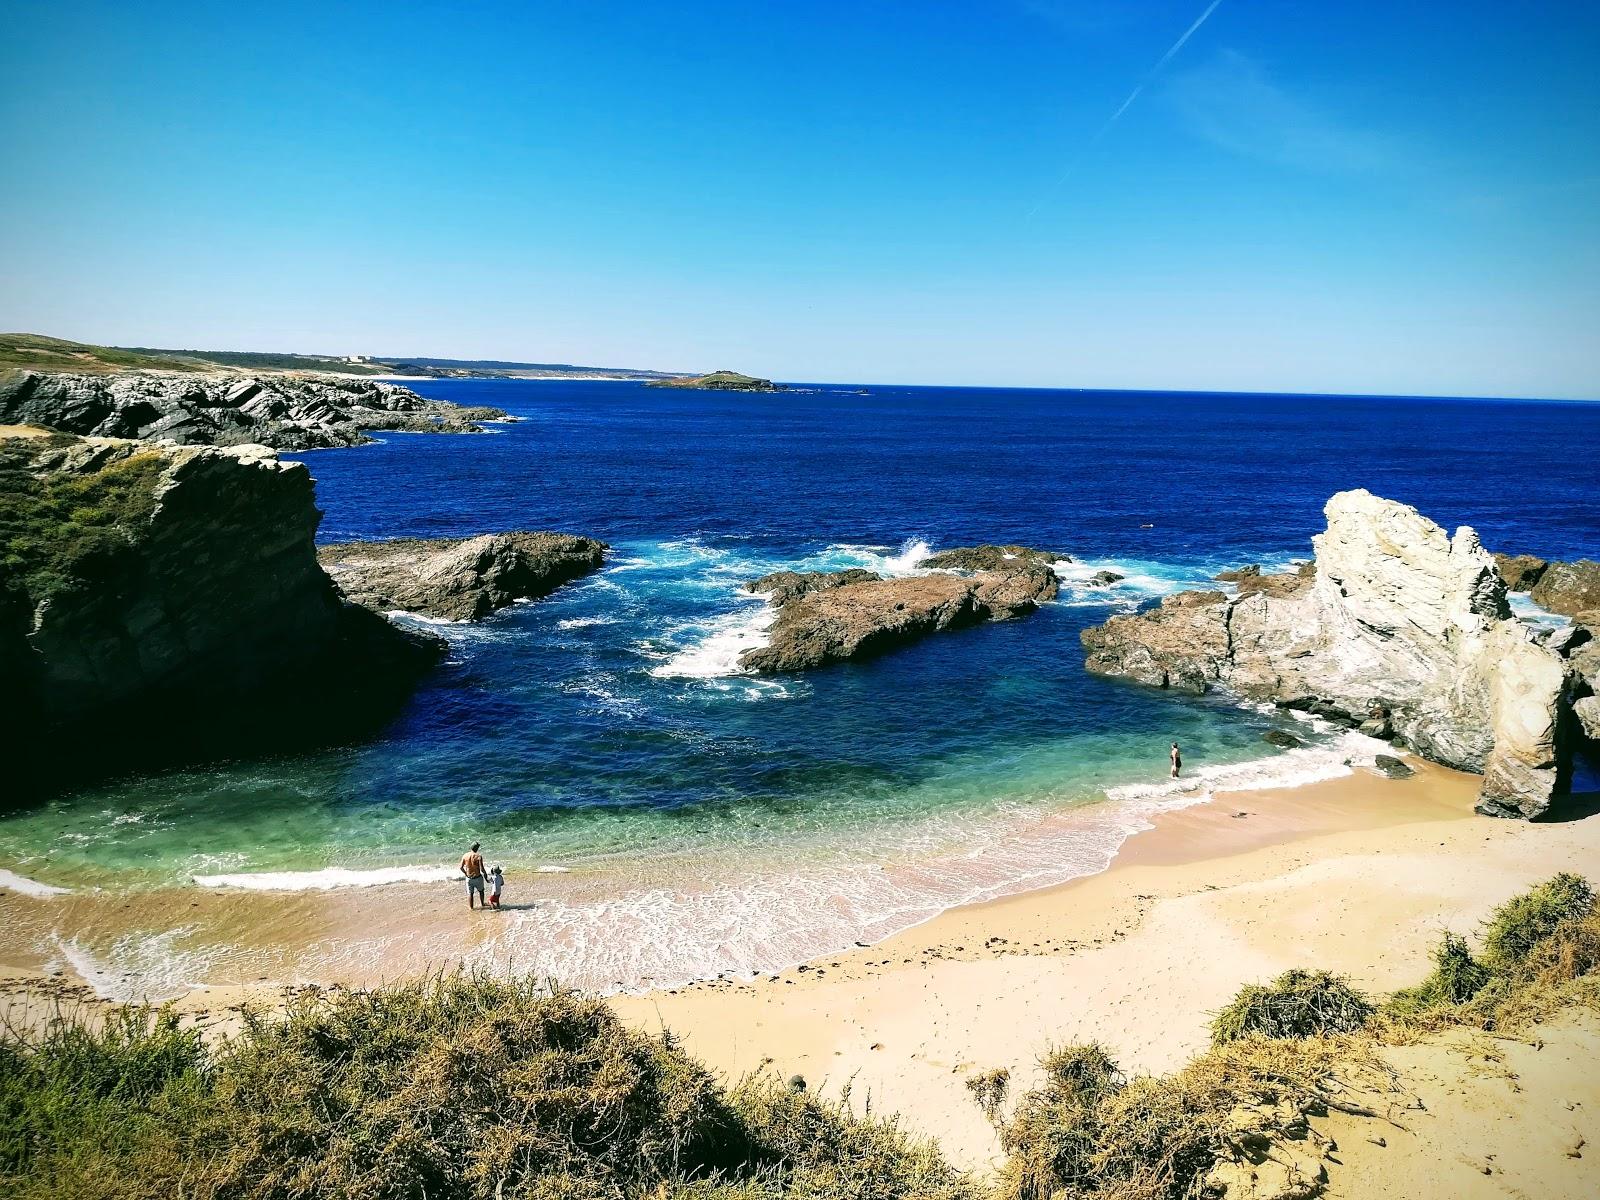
[
  {"x1": 1508, "y1": 591, "x2": 1569, "y2": 631},
  {"x1": 875, "y1": 538, "x2": 934, "y2": 576},
  {"x1": 55, "y1": 926, "x2": 217, "y2": 1002},
  {"x1": 436, "y1": 782, "x2": 1231, "y2": 994},
  {"x1": 194, "y1": 864, "x2": 460, "y2": 890},
  {"x1": 384, "y1": 609, "x2": 467, "y2": 626},
  {"x1": 1103, "y1": 730, "x2": 1391, "y2": 803},
  {"x1": 556, "y1": 616, "x2": 618, "y2": 630},
  {"x1": 648, "y1": 598, "x2": 776, "y2": 678},
  {"x1": 818, "y1": 538, "x2": 934, "y2": 577},
  {"x1": 1051, "y1": 556, "x2": 1216, "y2": 608},
  {"x1": 562, "y1": 675, "x2": 648, "y2": 718},
  {"x1": 0, "y1": 868, "x2": 71, "y2": 897}
]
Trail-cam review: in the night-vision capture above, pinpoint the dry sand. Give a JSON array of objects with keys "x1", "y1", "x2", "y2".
[{"x1": 606, "y1": 762, "x2": 1600, "y2": 1187}]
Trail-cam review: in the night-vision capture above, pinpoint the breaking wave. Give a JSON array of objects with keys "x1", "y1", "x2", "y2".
[{"x1": 195, "y1": 865, "x2": 461, "y2": 890}]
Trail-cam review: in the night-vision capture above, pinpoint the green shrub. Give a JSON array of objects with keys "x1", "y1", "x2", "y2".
[
  {"x1": 0, "y1": 975, "x2": 973, "y2": 1200},
  {"x1": 1386, "y1": 933, "x2": 1492, "y2": 1017},
  {"x1": 0, "y1": 1005, "x2": 208, "y2": 1194},
  {"x1": 1210, "y1": 969, "x2": 1374, "y2": 1045},
  {"x1": 0, "y1": 441, "x2": 165, "y2": 606},
  {"x1": 1481, "y1": 873, "x2": 1595, "y2": 970}
]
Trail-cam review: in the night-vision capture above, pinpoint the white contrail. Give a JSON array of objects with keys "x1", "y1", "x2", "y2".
[
  {"x1": 1093, "y1": 0, "x2": 1224, "y2": 142},
  {"x1": 1028, "y1": 0, "x2": 1224, "y2": 215}
]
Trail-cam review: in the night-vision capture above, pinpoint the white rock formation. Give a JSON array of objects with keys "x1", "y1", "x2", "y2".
[{"x1": 1083, "y1": 490, "x2": 1584, "y2": 818}]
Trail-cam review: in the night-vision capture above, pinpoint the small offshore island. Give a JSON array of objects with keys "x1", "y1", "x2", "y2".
[{"x1": 647, "y1": 369, "x2": 785, "y2": 392}]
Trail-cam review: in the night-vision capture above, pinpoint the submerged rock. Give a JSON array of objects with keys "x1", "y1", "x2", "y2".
[
  {"x1": 739, "y1": 545, "x2": 1061, "y2": 672},
  {"x1": 319, "y1": 533, "x2": 607, "y2": 622},
  {"x1": 1081, "y1": 490, "x2": 1586, "y2": 818},
  {"x1": 1373, "y1": 754, "x2": 1415, "y2": 779},
  {"x1": 0, "y1": 369, "x2": 509, "y2": 450},
  {"x1": 0, "y1": 428, "x2": 443, "y2": 800},
  {"x1": 1262, "y1": 729, "x2": 1303, "y2": 749},
  {"x1": 1086, "y1": 570, "x2": 1125, "y2": 587}
]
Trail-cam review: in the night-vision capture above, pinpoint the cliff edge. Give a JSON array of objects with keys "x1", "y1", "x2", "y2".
[{"x1": 0, "y1": 427, "x2": 442, "y2": 798}]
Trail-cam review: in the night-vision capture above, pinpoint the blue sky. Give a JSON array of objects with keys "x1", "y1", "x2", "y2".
[{"x1": 2, "y1": 1, "x2": 1597, "y2": 397}]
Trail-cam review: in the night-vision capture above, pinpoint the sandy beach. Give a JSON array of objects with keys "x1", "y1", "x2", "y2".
[
  {"x1": 609, "y1": 763, "x2": 1600, "y2": 1179},
  {"x1": 6, "y1": 758, "x2": 1599, "y2": 1192}
]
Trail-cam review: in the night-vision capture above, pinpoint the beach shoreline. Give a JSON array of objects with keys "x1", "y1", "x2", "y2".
[
  {"x1": 7, "y1": 760, "x2": 1599, "y2": 1173},
  {"x1": 610, "y1": 763, "x2": 1600, "y2": 1169}
]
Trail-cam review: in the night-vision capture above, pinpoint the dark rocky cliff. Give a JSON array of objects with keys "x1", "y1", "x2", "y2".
[{"x1": 0, "y1": 427, "x2": 442, "y2": 799}]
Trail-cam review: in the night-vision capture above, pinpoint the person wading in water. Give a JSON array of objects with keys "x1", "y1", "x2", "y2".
[
  {"x1": 1170, "y1": 742, "x2": 1182, "y2": 779},
  {"x1": 460, "y1": 842, "x2": 488, "y2": 910}
]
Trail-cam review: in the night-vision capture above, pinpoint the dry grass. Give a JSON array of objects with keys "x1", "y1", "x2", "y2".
[
  {"x1": 1, "y1": 976, "x2": 974, "y2": 1200},
  {"x1": 994, "y1": 1036, "x2": 1399, "y2": 1200},
  {"x1": 1210, "y1": 970, "x2": 1374, "y2": 1044}
]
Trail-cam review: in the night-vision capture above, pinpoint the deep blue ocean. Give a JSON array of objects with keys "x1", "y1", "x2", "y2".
[{"x1": 6, "y1": 382, "x2": 1598, "y2": 989}]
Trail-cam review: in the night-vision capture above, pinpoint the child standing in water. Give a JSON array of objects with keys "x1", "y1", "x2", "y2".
[{"x1": 488, "y1": 865, "x2": 505, "y2": 909}]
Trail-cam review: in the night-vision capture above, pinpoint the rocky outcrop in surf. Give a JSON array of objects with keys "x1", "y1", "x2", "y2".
[
  {"x1": 918, "y1": 544, "x2": 1069, "y2": 572},
  {"x1": 0, "y1": 370, "x2": 509, "y2": 451},
  {"x1": 319, "y1": 533, "x2": 608, "y2": 622},
  {"x1": 739, "y1": 546, "x2": 1060, "y2": 672},
  {"x1": 1081, "y1": 490, "x2": 1593, "y2": 819},
  {"x1": 1493, "y1": 552, "x2": 1600, "y2": 623},
  {"x1": 745, "y1": 568, "x2": 880, "y2": 606},
  {"x1": 0, "y1": 428, "x2": 443, "y2": 799}
]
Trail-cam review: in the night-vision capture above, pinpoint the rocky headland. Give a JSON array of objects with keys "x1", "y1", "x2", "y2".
[
  {"x1": 318, "y1": 533, "x2": 608, "y2": 622},
  {"x1": 0, "y1": 426, "x2": 444, "y2": 799},
  {"x1": 738, "y1": 546, "x2": 1063, "y2": 672},
  {"x1": 0, "y1": 370, "x2": 510, "y2": 451},
  {"x1": 1081, "y1": 489, "x2": 1597, "y2": 818}
]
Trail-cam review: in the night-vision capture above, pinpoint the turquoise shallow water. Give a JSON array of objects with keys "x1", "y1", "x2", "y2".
[{"x1": 4, "y1": 381, "x2": 1597, "y2": 990}]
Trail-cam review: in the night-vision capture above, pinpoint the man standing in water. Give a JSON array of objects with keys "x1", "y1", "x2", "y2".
[
  {"x1": 1170, "y1": 742, "x2": 1182, "y2": 779},
  {"x1": 460, "y1": 842, "x2": 487, "y2": 910}
]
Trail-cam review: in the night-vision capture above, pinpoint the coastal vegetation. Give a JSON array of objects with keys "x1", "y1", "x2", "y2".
[
  {"x1": 1208, "y1": 970, "x2": 1374, "y2": 1044},
  {"x1": 0, "y1": 333, "x2": 207, "y2": 374},
  {"x1": 4, "y1": 875, "x2": 1596, "y2": 1199},
  {"x1": 0, "y1": 433, "x2": 164, "y2": 607},
  {"x1": 1, "y1": 332, "x2": 686, "y2": 381},
  {"x1": 0, "y1": 979, "x2": 975, "y2": 1200}
]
